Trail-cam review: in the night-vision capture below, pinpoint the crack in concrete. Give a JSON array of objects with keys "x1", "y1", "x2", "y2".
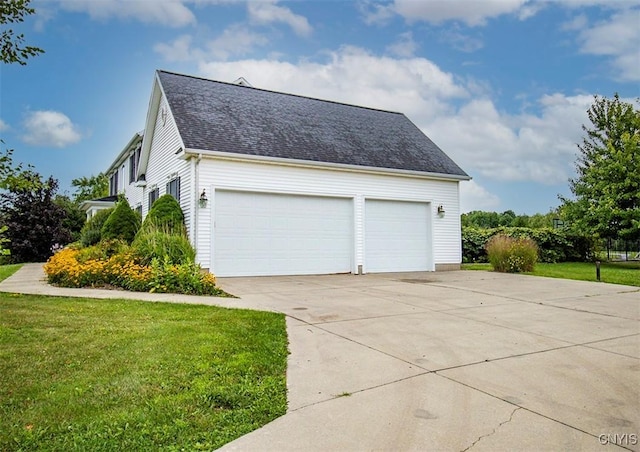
[{"x1": 461, "y1": 407, "x2": 521, "y2": 451}]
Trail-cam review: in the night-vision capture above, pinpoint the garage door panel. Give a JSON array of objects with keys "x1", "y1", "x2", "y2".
[
  {"x1": 214, "y1": 191, "x2": 353, "y2": 277},
  {"x1": 365, "y1": 199, "x2": 430, "y2": 273}
]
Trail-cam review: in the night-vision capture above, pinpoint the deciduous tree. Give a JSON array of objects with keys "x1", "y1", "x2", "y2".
[
  {"x1": 561, "y1": 94, "x2": 640, "y2": 241},
  {"x1": 71, "y1": 173, "x2": 109, "y2": 203},
  {"x1": 0, "y1": 175, "x2": 72, "y2": 262},
  {"x1": 0, "y1": 0, "x2": 44, "y2": 65}
]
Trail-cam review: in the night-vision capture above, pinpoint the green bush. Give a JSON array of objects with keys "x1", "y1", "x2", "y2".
[
  {"x1": 142, "y1": 194, "x2": 185, "y2": 234},
  {"x1": 101, "y1": 198, "x2": 140, "y2": 244},
  {"x1": 462, "y1": 227, "x2": 494, "y2": 263},
  {"x1": 79, "y1": 208, "x2": 114, "y2": 247},
  {"x1": 462, "y1": 226, "x2": 594, "y2": 263},
  {"x1": 132, "y1": 224, "x2": 195, "y2": 266},
  {"x1": 486, "y1": 234, "x2": 538, "y2": 273}
]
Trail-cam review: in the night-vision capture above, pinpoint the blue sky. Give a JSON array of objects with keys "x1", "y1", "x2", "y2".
[{"x1": 1, "y1": 0, "x2": 639, "y2": 214}]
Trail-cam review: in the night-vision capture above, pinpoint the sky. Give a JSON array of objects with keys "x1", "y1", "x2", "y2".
[{"x1": 1, "y1": 0, "x2": 639, "y2": 215}]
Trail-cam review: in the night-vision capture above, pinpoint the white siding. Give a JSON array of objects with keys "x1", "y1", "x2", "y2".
[
  {"x1": 195, "y1": 158, "x2": 462, "y2": 272},
  {"x1": 142, "y1": 95, "x2": 192, "y2": 235},
  {"x1": 122, "y1": 156, "x2": 144, "y2": 213}
]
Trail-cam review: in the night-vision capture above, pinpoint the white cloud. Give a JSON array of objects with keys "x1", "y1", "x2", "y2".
[
  {"x1": 392, "y1": 0, "x2": 532, "y2": 26},
  {"x1": 247, "y1": 0, "x2": 312, "y2": 36},
  {"x1": 556, "y1": 0, "x2": 640, "y2": 7},
  {"x1": 460, "y1": 180, "x2": 501, "y2": 213},
  {"x1": 154, "y1": 35, "x2": 200, "y2": 62},
  {"x1": 199, "y1": 46, "x2": 468, "y2": 120},
  {"x1": 0, "y1": 119, "x2": 9, "y2": 132},
  {"x1": 427, "y1": 93, "x2": 594, "y2": 184},
  {"x1": 574, "y1": 9, "x2": 640, "y2": 81},
  {"x1": 440, "y1": 28, "x2": 483, "y2": 52},
  {"x1": 22, "y1": 110, "x2": 82, "y2": 148},
  {"x1": 561, "y1": 13, "x2": 588, "y2": 31},
  {"x1": 58, "y1": 0, "x2": 195, "y2": 27},
  {"x1": 155, "y1": 25, "x2": 268, "y2": 62},
  {"x1": 206, "y1": 24, "x2": 269, "y2": 60},
  {"x1": 358, "y1": 0, "x2": 396, "y2": 25},
  {"x1": 386, "y1": 31, "x2": 418, "y2": 57},
  {"x1": 194, "y1": 46, "x2": 616, "y2": 187}
]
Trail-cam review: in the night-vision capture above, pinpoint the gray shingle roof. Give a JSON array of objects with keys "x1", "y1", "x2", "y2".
[{"x1": 158, "y1": 70, "x2": 469, "y2": 178}]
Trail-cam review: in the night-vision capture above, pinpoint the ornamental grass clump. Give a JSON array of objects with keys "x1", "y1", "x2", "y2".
[
  {"x1": 131, "y1": 224, "x2": 195, "y2": 266},
  {"x1": 486, "y1": 234, "x2": 538, "y2": 273}
]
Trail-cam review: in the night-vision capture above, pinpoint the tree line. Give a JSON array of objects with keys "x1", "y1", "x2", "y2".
[{"x1": 462, "y1": 210, "x2": 561, "y2": 229}]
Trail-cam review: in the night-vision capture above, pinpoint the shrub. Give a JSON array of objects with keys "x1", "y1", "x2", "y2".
[
  {"x1": 486, "y1": 234, "x2": 538, "y2": 273},
  {"x1": 142, "y1": 194, "x2": 185, "y2": 234},
  {"x1": 80, "y1": 208, "x2": 114, "y2": 247},
  {"x1": 148, "y1": 257, "x2": 218, "y2": 295},
  {"x1": 0, "y1": 176, "x2": 73, "y2": 263},
  {"x1": 101, "y1": 198, "x2": 140, "y2": 244},
  {"x1": 132, "y1": 224, "x2": 195, "y2": 266},
  {"x1": 462, "y1": 226, "x2": 594, "y2": 263},
  {"x1": 462, "y1": 227, "x2": 494, "y2": 263},
  {"x1": 77, "y1": 239, "x2": 131, "y2": 263}
]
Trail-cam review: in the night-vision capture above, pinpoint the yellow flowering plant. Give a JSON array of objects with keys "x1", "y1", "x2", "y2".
[{"x1": 45, "y1": 246, "x2": 222, "y2": 296}]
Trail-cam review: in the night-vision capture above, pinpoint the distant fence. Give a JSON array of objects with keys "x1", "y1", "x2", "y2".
[{"x1": 600, "y1": 238, "x2": 640, "y2": 261}]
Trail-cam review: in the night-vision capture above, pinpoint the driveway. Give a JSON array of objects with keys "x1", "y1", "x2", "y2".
[{"x1": 216, "y1": 271, "x2": 640, "y2": 451}]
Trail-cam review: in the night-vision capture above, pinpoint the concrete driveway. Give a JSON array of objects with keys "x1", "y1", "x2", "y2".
[{"x1": 217, "y1": 271, "x2": 640, "y2": 451}]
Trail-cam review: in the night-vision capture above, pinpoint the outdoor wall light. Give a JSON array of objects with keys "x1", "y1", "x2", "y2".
[
  {"x1": 437, "y1": 204, "x2": 445, "y2": 217},
  {"x1": 199, "y1": 189, "x2": 208, "y2": 208}
]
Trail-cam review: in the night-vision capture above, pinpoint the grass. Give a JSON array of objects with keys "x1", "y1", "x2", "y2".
[
  {"x1": 462, "y1": 261, "x2": 640, "y2": 287},
  {"x1": 0, "y1": 263, "x2": 22, "y2": 282},
  {"x1": 0, "y1": 292, "x2": 288, "y2": 451}
]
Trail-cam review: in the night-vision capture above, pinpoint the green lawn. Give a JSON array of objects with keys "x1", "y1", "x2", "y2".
[
  {"x1": 463, "y1": 261, "x2": 640, "y2": 287},
  {"x1": 0, "y1": 263, "x2": 22, "y2": 282},
  {"x1": 0, "y1": 292, "x2": 288, "y2": 451}
]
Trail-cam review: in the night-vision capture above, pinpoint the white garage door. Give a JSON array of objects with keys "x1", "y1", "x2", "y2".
[
  {"x1": 214, "y1": 191, "x2": 353, "y2": 277},
  {"x1": 365, "y1": 199, "x2": 430, "y2": 273}
]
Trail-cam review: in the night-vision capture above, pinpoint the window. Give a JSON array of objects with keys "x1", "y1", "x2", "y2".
[
  {"x1": 148, "y1": 187, "x2": 159, "y2": 208},
  {"x1": 166, "y1": 177, "x2": 180, "y2": 202},
  {"x1": 129, "y1": 149, "x2": 141, "y2": 184},
  {"x1": 109, "y1": 171, "x2": 118, "y2": 196},
  {"x1": 135, "y1": 205, "x2": 142, "y2": 216}
]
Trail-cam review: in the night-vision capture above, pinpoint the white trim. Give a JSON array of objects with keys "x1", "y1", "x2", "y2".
[
  {"x1": 185, "y1": 147, "x2": 471, "y2": 182},
  {"x1": 106, "y1": 132, "x2": 142, "y2": 176}
]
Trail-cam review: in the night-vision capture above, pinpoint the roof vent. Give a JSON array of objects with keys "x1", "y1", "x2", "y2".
[{"x1": 233, "y1": 77, "x2": 253, "y2": 88}]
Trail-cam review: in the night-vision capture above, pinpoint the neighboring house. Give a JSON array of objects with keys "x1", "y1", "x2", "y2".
[
  {"x1": 80, "y1": 195, "x2": 118, "y2": 220},
  {"x1": 97, "y1": 70, "x2": 471, "y2": 277}
]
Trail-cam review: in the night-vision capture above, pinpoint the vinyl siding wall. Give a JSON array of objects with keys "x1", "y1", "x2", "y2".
[
  {"x1": 121, "y1": 156, "x2": 144, "y2": 214},
  {"x1": 195, "y1": 158, "x2": 462, "y2": 273},
  {"x1": 141, "y1": 94, "x2": 192, "y2": 233}
]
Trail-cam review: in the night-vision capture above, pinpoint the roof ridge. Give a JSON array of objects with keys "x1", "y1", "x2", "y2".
[{"x1": 156, "y1": 69, "x2": 404, "y2": 116}]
